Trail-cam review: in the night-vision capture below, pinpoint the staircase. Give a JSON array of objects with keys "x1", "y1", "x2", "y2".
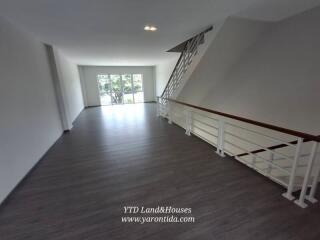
[
  {"x1": 160, "y1": 26, "x2": 213, "y2": 105},
  {"x1": 157, "y1": 97, "x2": 320, "y2": 208},
  {"x1": 157, "y1": 24, "x2": 320, "y2": 209}
]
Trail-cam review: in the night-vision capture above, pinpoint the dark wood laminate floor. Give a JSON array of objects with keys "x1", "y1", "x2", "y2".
[{"x1": 0, "y1": 103, "x2": 320, "y2": 240}]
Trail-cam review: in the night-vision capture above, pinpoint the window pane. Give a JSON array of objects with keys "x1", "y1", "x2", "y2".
[
  {"x1": 97, "y1": 75, "x2": 111, "y2": 105},
  {"x1": 121, "y1": 74, "x2": 134, "y2": 104},
  {"x1": 122, "y1": 74, "x2": 132, "y2": 93},
  {"x1": 123, "y1": 93, "x2": 134, "y2": 104},
  {"x1": 133, "y1": 74, "x2": 144, "y2": 103},
  {"x1": 134, "y1": 91, "x2": 144, "y2": 103},
  {"x1": 133, "y1": 74, "x2": 143, "y2": 92},
  {"x1": 110, "y1": 74, "x2": 123, "y2": 104}
]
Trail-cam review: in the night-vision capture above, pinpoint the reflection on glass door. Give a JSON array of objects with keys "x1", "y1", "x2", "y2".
[
  {"x1": 122, "y1": 74, "x2": 134, "y2": 104},
  {"x1": 110, "y1": 75, "x2": 123, "y2": 104},
  {"x1": 97, "y1": 73, "x2": 144, "y2": 105},
  {"x1": 133, "y1": 74, "x2": 144, "y2": 103},
  {"x1": 97, "y1": 75, "x2": 111, "y2": 105}
]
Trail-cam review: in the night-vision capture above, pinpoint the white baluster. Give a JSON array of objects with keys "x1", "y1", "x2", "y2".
[
  {"x1": 156, "y1": 97, "x2": 160, "y2": 117},
  {"x1": 167, "y1": 102, "x2": 172, "y2": 124},
  {"x1": 252, "y1": 155, "x2": 257, "y2": 169},
  {"x1": 185, "y1": 110, "x2": 192, "y2": 136},
  {"x1": 294, "y1": 142, "x2": 318, "y2": 208},
  {"x1": 220, "y1": 120, "x2": 225, "y2": 157},
  {"x1": 216, "y1": 120, "x2": 225, "y2": 157},
  {"x1": 282, "y1": 138, "x2": 303, "y2": 201},
  {"x1": 267, "y1": 152, "x2": 274, "y2": 177},
  {"x1": 306, "y1": 150, "x2": 320, "y2": 203}
]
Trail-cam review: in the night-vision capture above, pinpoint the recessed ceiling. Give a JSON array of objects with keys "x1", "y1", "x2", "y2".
[{"x1": 0, "y1": 0, "x2": 319, "y2": 66}]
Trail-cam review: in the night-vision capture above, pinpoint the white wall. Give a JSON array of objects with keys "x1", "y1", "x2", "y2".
[
  {"x1": 80, "y1": 66, "x2": 156, "y2": 106},
  {"x1": 53, "y1": 48, "x2": 84, "y2": 125},
  {"x1": 179, "y1": 17, "x2": 270, "y2": 104},
  {"x1": 0, "y1": 17, "x2": 63, "y2": 203},
  {"x1": 179, "y1": 7, "x2": 320, "y2": 135}
]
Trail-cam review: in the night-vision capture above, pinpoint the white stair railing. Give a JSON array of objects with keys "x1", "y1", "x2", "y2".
[
  {"x1": 157, "y1": 97, "x2": 320, "y2": 208},
  {"x1": 160, "y1": 27, "x2": 212, "y2": 108}
]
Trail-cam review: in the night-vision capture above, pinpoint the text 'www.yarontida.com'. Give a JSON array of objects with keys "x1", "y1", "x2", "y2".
[{"x1": 121, "y1": 206, "x2": 195, "y2": 224}]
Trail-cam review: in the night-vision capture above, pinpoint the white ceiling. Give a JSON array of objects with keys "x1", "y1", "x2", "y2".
[
  {"x1": 0, "y1": 0, "x2": 319, "y2": 66},
  {"x1": 236, "y1": 0, "x2": 320, "y2": 21}
]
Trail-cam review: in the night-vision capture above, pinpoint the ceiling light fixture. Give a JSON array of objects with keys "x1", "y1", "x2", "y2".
[
  {"x1": 144, "y1": 25, "x2": 151, "y2": 31},
  {"x1": 150, "y1": 26, "x2": 157, "y2": 31},
  {"x1": 144, "y1": 25, "x2": 157, "y2": 32}
]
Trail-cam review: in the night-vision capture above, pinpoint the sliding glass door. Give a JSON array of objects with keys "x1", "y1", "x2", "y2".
[
  {"x1": 122, "y1": 74, "x2": 134, "y2": 104},
  {"x1": 97, "y1": 74, "x2": 144, "y2": 105},
  {"x1": 133, "y1": 74, "x2": 143, "y2": 103},
  {"x1": 110, "y1": 75, "x2": 122, "y2": 104},
  {"x1": 97, "y1": 75, "x2": 112, "y2": 105}
]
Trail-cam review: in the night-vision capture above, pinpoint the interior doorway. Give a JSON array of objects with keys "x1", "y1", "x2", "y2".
[{"x1": 97, "y1": 74, "x2": 144, "y2": 105}]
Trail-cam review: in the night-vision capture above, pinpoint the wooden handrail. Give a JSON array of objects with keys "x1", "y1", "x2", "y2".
[
  {"x1": 159, "y1": 97, "x2": 320, "y2": 142},
  {"x1": 236, "y1": 136, "x2": 319, "y2": 158}
]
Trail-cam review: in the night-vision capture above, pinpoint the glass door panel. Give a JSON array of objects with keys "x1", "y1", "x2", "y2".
[
  {"x1": 122, "y1": 74, "x2": 134, "y2": 104},
  {"x1": 133, "y1": 74, "x2": 144, "y2": 103},
  {"x1": 110, "y1": 74, "x2": 123, "y2": 105},
  {"x1": 97, "y1": 75, "x2": 112, "y2": 105},
  {"x1": 97, "y1": 73, "x2": 144, "y2": 105}
]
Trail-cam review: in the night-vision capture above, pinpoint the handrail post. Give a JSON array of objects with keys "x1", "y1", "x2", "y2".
[
  {"x1": 282, "y1": 137, "x2": 303, "y2": 201},
  {"x1": 185, "y1": 110, "x2": 192, "y2": 136},
  {"x1": 306, "y1": 143, "x2": 320, "y2": 203},
  {"x1": 294, "y1": 141, "x2": 319, "y2": 208},
  {"x1": 252, "y1": 155, "x2": 257, "y2": 169},
  {"x1": 215, "y1": 122, "x2": 221, "y2": 155},
  {"x1": 220, "y1": 120, "x2": 225, "y2": 157},
  {"x1": 267, "y1": 152, "x2": 274, "y2": 177},
  {"x1": 216, "y1": 119, "x2": 225, "y2": 157},
  {"x1": 156, "y1": 97, "x2": 160, "y2": 117},
  {"x1": 167, "y1": 101, "x2": 172, "y2": 124},
  {"x1": 184, "y1": 48, "x2": 187, "y2": 72}
]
